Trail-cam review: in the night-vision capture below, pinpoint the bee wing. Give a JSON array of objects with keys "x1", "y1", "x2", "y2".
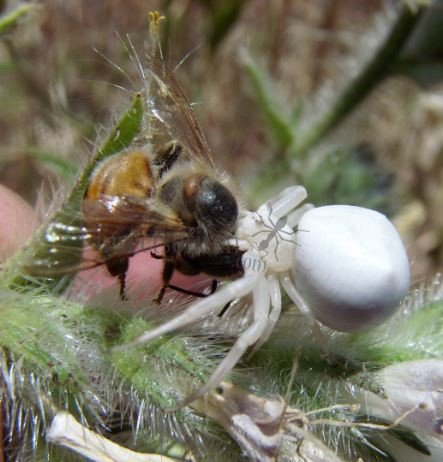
[
  {"x1": 82, "y1": 195, "x2": 185, "y2": 233},
  {"x1": 23, "y1": 237, "x2": 166, "y2": 276},
  {"x1": 144, "y1": 53, "x2": 214, "y2": 166},
  {"x1": 23, "y1": 195, "x2": 189, "y2": 277}
]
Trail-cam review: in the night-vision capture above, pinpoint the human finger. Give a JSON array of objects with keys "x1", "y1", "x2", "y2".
[{"x1": 0, "y1": 184, "x2": 35, "y2": 262}]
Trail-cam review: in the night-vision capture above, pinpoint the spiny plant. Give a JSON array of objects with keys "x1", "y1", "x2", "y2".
[{"x1": 1, "y1": 2, "x2": 443, "y2": 462}]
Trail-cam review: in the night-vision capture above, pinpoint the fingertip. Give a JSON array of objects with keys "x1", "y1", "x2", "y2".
[{"x1": 0, "y1": 184, "x2": 36, "y2": 262}]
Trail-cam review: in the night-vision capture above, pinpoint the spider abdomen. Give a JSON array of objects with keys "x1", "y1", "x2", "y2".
[{"x1": 293, "y1": 205, "x2": 410, "y2": 332}]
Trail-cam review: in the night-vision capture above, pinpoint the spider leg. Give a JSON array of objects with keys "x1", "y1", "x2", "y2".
[
  {"x1": 267, "y1": 213, "x2": 277, "y2": 229},
  {"x1": 257, "y1": 203, "x2": 278, "y2": 231},
  {"x1": 258, "y1": 186, "x2": 307, "y2": 220},
  {"x1": 286, "y1": 203, "x2": 314, "y2": 229},
  {"x1": 111, "y1": 271, "x2": 259, "y2": 352},
  {"x1": 178, "y1": 273, "x2": 270, "y2": 407},
  {"x1": 247, "y1": 273, "x2": 281, "y2": 358},
  {"x1": 279, "y1": 272, "x2": 327, "y2": 351}
]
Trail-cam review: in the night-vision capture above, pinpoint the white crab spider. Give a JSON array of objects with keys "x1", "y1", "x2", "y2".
[{"x1": 113, "y1": 186, "x2": 410, "y2": 406}]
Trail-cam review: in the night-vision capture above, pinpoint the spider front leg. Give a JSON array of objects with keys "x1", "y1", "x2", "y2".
[
  {"x1": 179, "y1": 273, "x2": 271, "y2": 407},
  {"x1": 111, "y1": 267, "x2": 260, "y2": 352},
  {"x1": 247, "y1": 273, "x2": 281, "y2": 358}
]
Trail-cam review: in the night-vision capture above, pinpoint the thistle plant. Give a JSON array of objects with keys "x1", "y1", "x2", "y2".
[{"x1": 1, "y1": 2, "x2": 443, "y2": 462}]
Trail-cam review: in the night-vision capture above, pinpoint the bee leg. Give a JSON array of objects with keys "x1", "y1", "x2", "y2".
[
  {"x1": 118, "y1": 273, "x2": 128, "y2": 301},
  {"x1": 153, "y1": 141, "x2": 183, "y2": 179},
  {"x1": 105, "y1": 257, "x2": 129, "y2": 301},
  {"x1": 168, "y1": 279, "x2": 218, "y2": 299},
  {"x1": 154, "y1": 245, "x2": 177, "y2": 304},
  {"x1": 154, "y1": 287, "x2": 166, "y2": 304}
]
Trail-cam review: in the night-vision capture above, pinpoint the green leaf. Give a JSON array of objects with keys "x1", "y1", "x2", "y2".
[
  {"x1": 242, "y1": 52, "x2": 294, "y2": 150},
  {"x1": 68, "y1": 91, "x2": 144, "y2": 206},
  {"x1": 11, "y1": 92, "x2": 144, "y2": 292},
  {"x1": 295, "y1": 5, "x2": 425, "y2": 156},
  {"x1": 0, "y1": 3, "x2": 36, "y2": 37}
]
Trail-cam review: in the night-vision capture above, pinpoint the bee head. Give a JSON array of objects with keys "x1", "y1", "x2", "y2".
[{"x1": 183, "y1": 174, "x2": 238, "y2": 236}]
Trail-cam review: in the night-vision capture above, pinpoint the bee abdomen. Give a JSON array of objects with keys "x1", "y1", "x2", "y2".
[{"x1": 86, "y1": 150, "x2": 154, "y2": 199}]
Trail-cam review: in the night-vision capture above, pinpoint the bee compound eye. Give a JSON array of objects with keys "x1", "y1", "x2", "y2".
[
  {"x1": 293, "y1": 205, "x2": 410, "y2": 332},
  {"x1": 215, "y1": 385, "x2": 224, "y2": 395},
  {"x1": 184, "y1": 176, "x2": 238, "y2": 232}
]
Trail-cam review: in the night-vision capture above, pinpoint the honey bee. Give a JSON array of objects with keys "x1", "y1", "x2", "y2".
[
  {"x1": 83, "y1": 140, "x2": 244, "y2": 301},
  {"x1": 25, "y1": 15, "x2": 245, "y2": 302}
]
